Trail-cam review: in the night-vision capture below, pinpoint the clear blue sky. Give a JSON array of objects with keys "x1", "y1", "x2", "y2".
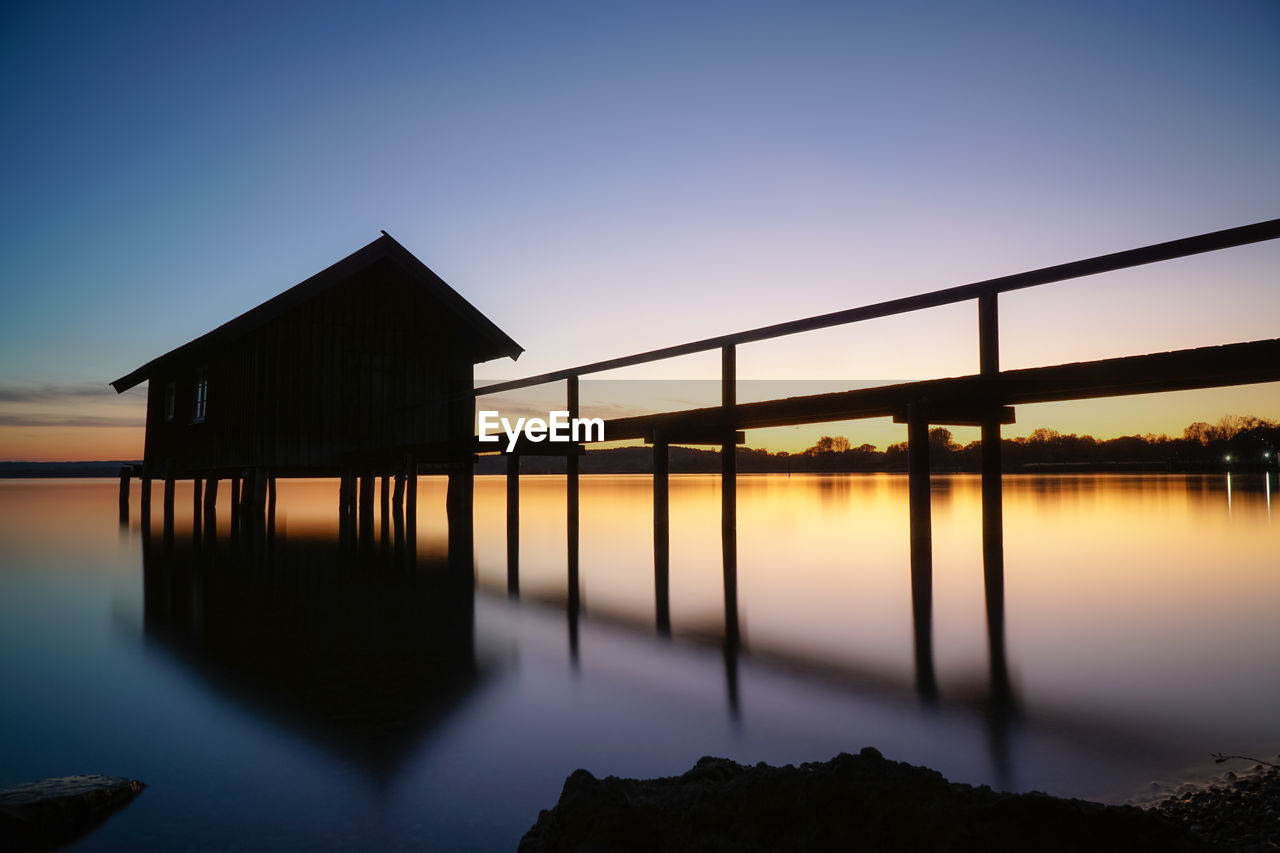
[{"x1": 2, "y1": 0, "x2": 1277, "y2": 458}]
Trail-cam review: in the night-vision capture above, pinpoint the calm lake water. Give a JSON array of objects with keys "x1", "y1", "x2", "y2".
[{"x1": 1, "y1": 473, "x2": 1277, "y2": 850}]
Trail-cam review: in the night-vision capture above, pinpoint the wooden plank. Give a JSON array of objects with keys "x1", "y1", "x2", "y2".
[{"x1": 598, "y1": 338, "x2": 1280, "y2": 440}]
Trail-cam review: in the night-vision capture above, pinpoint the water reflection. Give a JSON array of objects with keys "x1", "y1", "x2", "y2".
[{"x1": 140, "y1": 524, "x2": 481, "y2": 785}]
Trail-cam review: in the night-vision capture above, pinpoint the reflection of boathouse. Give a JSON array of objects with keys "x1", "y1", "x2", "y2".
[
  {"x1": 111, "y1": 234, "x2": 521, "y2": 527},
  {"x1": 142, "y1": 530, "x2": 484, "y2": 782}
]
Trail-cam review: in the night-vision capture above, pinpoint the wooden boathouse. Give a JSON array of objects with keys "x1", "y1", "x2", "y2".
[{"x1": 111, "y1": 233, "x2": 521, "y2": 536}]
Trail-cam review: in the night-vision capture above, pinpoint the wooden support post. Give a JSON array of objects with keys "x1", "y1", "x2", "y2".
[
  {"x1": 229, "y1": 477, "x2": 241, "y2": 535},
  {"x1": 979, "y1": 292, "x2": 999, "y2": 377},
  {"x1": 406, "y1": 459, "x2": 418, "y2": 548},
  {"x1": 140, "y1": 477, "x2": 152, "y2": 532},
  {"x1": 445, "y1": 460, "x2": 470, "y2": 574},
  {"x1": 392, "y1": 471, "x2": 405, "y2": 550},
  {"x1": 192, "y1": 476, "x2": 202, "y2": 539},
  {"x1": 653, "y1": 438, "x2": 670, "y2": 636},
  {"x1": 267, "y1": 475, "x2": 277, "y2": 540},
  {"x1": 721, "y1": 345, "x2": 739, "y2": 648},
  {"x1": 907, "y1": 402, "x2": 937, "y2": 700},
  {"x1": 982, "y1": 417, "x2": 1010, "y2": 703},
  {"x1": 359, "y1": 471, "x2": 374, "y2": 546},
  {"x1": 163, "y1": 477, "x2": 175, "y2": 541},
  {"x1": 118, "y1": 467, "x2": 130, "y2": 525},
  {"x1": 380, "y1": 473, "x2": 391, "y2": 549},
  {"x1": 506, "y1": 453, "x2": 520, "y2": 597},
  {"x1": 204, "y1": 477, "x2": 217, "y2": 513},
  {"x1": 566, "y1": 376, "x2": 580, "y2": 613}
]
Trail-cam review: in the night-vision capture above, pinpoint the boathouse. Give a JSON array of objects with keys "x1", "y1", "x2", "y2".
[{"x1": 111, "y1": 233, "x2": 521, "y2": 517}]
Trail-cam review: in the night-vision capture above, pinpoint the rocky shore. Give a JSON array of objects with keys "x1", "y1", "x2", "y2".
[{"x1": 522, "y1": 748, "x2": 1280, "y2": 852}]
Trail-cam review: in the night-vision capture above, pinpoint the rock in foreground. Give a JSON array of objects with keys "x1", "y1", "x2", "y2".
[
  {"x1": 0, "y1": 775, "x2": 146, "y2": 852},
  {"x1": 520, "y1": 748, "x2": 1204, "y2": 853}
]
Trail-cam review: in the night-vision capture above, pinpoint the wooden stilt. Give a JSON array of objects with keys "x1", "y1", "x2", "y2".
[
  {"x1": 721, "y1": 345, "x2": 739, "y2": 648},
  {"x1": 506, "y1": 453, "x2": 520, "y2": 597},
  {"x1": 653, "y1": 438, "x2": 670, "y2": 636},
  {"x1": 359, "y1": 471, "x2": 374, "y2": 545},
  {"x1": 907, "y1": 402, "x2": 937, "y2": 700},
  {"x1": 267, "y1": 475, "x2": 277, "y2": 541},
  {"x1": 229, "y1": 477, "x2": 241, "y2": 539},
  {"x1": 444, "y1": 460, "x2": 469, "y2": 574},
  {"x1": 406, "y1": 459, "x2": 418, "y2": 550},
  {"x1": 380, "y1": 473, "x2": 391, "y2": 548},
  {"x1": 140, "y1": 477, "x2": 152, "y2": 531},
  {"x1": 118, "y1": 467, "x2": 130, "y2": 525},
  {"x1": 163, "y1": 477, "x2": 175, "y2": 541},
  {"x1": 392, "y1": 472, "x2": 405, "y2": 550},
  {"x1": 192, "y1": 476, "x2": 202, "y2": 539},
  {"x1": 566, "y1": 376, "x2": 581, "y2": 614}
]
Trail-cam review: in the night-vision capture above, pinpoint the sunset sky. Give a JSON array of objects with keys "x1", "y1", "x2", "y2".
[{"x1": 2, "y1": 0, "x2": 1277, "y2": 460}]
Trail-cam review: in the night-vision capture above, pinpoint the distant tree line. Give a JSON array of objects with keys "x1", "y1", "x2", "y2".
[{"x1": 761, "y1": 414, "x2": 1279, "y2": 474}]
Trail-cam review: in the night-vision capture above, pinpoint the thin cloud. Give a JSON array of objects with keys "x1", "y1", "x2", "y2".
[
  {"x1": 0, "y1": 383, "x2": 142, "y2": 403},
  {"x1": 0, "y1": 413, "x2": 145, "y2": 428}
]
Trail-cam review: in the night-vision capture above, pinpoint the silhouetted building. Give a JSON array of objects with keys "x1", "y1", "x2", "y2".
[{"x1": 111, "y1": 234, "x2": 521, "y2": 479}]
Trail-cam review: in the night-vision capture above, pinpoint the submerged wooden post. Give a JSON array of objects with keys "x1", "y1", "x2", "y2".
[
  {"x1": 721, "y1": 345, "x2": 739, "y2": 648},
  {"x1": 506, "y1": 453, "x2": 520, "y2": 597},
  {"x1": 118, "y1": 467, "x2": 130, "y2": 525},
  {"x1": 653, "y1": 436, "x2": 671, "y2": 636},
  {"x1": 907, "y1": 401, "x2": 937, "y2": 700},
  {"x1": 566, "y1": 376, "x2": 581, "y2": 613}
]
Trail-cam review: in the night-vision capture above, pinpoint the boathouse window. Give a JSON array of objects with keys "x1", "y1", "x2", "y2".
[
  {"x1": 164, "y1": 381, "x2": 175, "y2": 422},
  {"x1": 192, "y1": 368, "x2": 208, "y2": 422}
]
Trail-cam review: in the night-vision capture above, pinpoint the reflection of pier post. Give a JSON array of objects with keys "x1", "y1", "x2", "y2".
[
  {"x1": 653, "y1": 435, "x2": 671, "y2": 636},
  {"x1": 906, "y1": 401, "x2": 937, "y2": 701},
  {"x1": 506, "y1": 453, "x2": 520, "y2": 597}
]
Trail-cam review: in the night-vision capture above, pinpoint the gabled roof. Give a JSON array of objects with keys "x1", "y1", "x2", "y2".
[{"x1": 111, "y1": 233, "x2": 522, "y2": 393}]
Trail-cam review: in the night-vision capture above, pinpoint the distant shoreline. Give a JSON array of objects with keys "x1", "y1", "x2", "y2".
[{"x1": 0, "y1": 457, "x2": 1233, "y2": 478}]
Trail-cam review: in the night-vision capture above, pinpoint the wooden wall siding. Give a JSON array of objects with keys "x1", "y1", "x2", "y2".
[{"x1": 142, "y1": 258, "x2": 472, "y2": 476}]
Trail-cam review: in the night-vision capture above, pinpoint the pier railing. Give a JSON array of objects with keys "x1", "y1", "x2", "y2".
[{"x1": 474, "y1": 217, "x2": 1280, "y2": 437}]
